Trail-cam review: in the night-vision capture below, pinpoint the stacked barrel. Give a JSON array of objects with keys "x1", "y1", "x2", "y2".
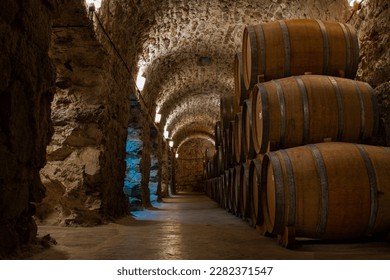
[{"x1": 204, "y1": 19, "x2": 390, "y2": 247}]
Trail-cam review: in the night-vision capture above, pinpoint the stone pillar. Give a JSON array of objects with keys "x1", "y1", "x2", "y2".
[
  {"x1": 37, "y1": 0, "x2": 130, "y2": 226},
  {"x1": 0, "y1": 0, "x2": 57, "y2": 257},
  {"x1": 157, "y1": 136, "x2": 170, "y2": 199},
  {"x1": 140, "y1": 115, "x2": 152, "y2": 208},
  {"x1": 156, "y1": 136, "x2": 164, "y2": 201},
  {"x1": 350, "y1": 0, "x2": 390, "y2": 146},
  {"x1": 123, "y1": 98, "x2": 142, "y2": 210},
  {"x1": 149, "y1": 126, "x2": 159, "y2": 205},
  {"x1": 124, "y1": 121, "x2": 159, "y2": 209},
  {"x1": 170, "y1": 149, "x2": 176, "y2": 195},
  {"x1": 124, "y1": 124, "x2": 143, "y2": 210},
  {"x1": 162, "y1": 141, "x2": 170, "y2": 197}
]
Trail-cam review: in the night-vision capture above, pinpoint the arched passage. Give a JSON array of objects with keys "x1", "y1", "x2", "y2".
[{"x1": 174, "y1": 136, "x2": 215, "y2": 193}]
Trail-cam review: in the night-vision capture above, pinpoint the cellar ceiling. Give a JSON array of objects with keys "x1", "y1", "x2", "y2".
[{"x1": 99, "y1": 0, "x2": 350, "y2": 147}]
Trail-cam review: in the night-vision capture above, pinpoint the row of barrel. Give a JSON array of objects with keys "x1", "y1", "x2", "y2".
[
  {"x1": 206, "y1": 74, "x2": 379, "y2": 176},
  {"x1": 205, "y1": 143, "x2": 390, "y2": 246},
  {"x1": 203, "y1": 18, "x2": 390, "y2": 247}
]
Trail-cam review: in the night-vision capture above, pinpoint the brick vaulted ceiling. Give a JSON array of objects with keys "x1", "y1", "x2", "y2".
[{"x1": 99, "y1": 0, "x2": 349, "y2": 148}]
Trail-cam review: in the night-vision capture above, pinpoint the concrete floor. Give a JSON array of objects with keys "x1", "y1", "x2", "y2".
[{"x1": 27, "y1": 193, "x2": 390, "y2": 260}]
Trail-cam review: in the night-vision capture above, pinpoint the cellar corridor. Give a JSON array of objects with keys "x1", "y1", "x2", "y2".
[{"x1": 26, "y1": 193, "x2": 390, "y2": 260}]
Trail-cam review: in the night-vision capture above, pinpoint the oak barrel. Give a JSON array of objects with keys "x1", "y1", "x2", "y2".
[
  {"x1": 240, "y1": 161, "x2": 251, "y2": 219},
  {"x1": 234, "y1": 52, "x2": 248, "y2": 112},
  {"x1": 215, "y1": 175, "x2": 222, "y2": 205},
  {"x1": 227, "y1": 121, "x2": 235, "y2": 167},
  {"x1": 214, "y1": 146, "x2": 224, "y2": 176},
  {"x1": 209, "y1": 178, "x2": 217, "y2": 201},
  {"x1": 248, "y1": 155, "x2": 264, "y2": 228},
  {"x1": 214, "y1": 121, "x2": 222, "y2": 148},
  {"x1": 225, "y1": 168, "x2": 233, "y2": 212},
  {"x1": 262, "y1": 142, "x2": 390, "y2": 239},
  {"x1": 222, "y1": 127, "x2": 230, "y2": 170},
  {"x1": 221, "y1": 171, "x2": 229, "y2": 210},
  {"x1": 252, "y1": 75, "x2": 379, "y2": 154},
  {"x1": 233, "y1": 112, "x2": 246, "y2": 164},
  {"x1": 242, "y1": 98, "x2": 257, "y2": 159},
  {"x1": 233, "y1": 165, "x2": 241, "y2": 215},
  {"x1": 205, "y1": 160, "x2": 212, "y2": 179},
  {"x1": 220, "y1": 96, "x2": 235, "y2": 131},
  {"x1": 242, "y1": 19, "x2": 359, "y2": 90}
]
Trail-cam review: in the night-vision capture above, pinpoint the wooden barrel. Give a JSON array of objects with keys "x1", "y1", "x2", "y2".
[
  {"x1": 218, "y1": 174, "x2": 223, "y2": 206},
  {"x1": 228, "y1": 167, "x2": 235, "y2": 213},
  {"x1": 233, "y1": 112, "x2": 245, "y2": 164},
  {"x1": 225, "y1": 170, "x2": 231, "y2": 210},
  {"x1": 252, "y1": 75, "x2": 379, "y2": 154},
  {"x1": 213, "y1": 177, "x2": 219, "y2": 201},
  {"x1": 207, "y1": 178, "x2": 214, "y2": 199},
  {"x1": 216, "y1": 146, "x2": 224, "y2": 176},
  {"x1": 212, "y1": 148, "x2": 221, "y2": 177},
  {"x1": 209, "y1": 178, "x2": 214, "y2": 200},
  {"x1": 218, "y1": 175, "x2": 224, "y2": 206},
  {"x1": 221, "y1": 96, "x2": 235, "y2": 131},
  {"x1": 210, "y1": 160, "x2": 215, "y2": 179},
  {"x1": 222, "y1": 127, "x2": 230, "y2": 171},
  {"x1": 214, "y1": 121, "x2": 222, "y2": 149},
  {"x1": 224, "y1": 169, "x2": 233, "y2": 211},
  {"x1": 204, "y1": 148, "x2": 212, "y2": 162},
  {"x1": 227, "y1": 121, "x2": 235, "y2": 167},
  {"x1": 233, "y1": 165, "x2": 242, "y2": 216},
  {"x1": 204, "y1": 179, "x2": 210, "y2": 197},
  {"x1": 205, "y1": 179, "x2": 210, "y2": 197},
  {"x1": 221, "y1": 172, "x2": 229, "y2": 210},
  {"x1": 209, "y1": 178, "x2": 216, "y2": 200},
  {"x1": 242, "y1": 98, "x2": 257, "y2": 160},
  {"x1": 248, "y1": 155, "x2": 264, "y2": 228},
  {"x1": 209, "y1": 179, "x2": 214, "y2": 198},
  {"x1": 213, "y1": 158, "x2": 218, "y2": 178},
  {"x1": 240, "y1": 161, "x2": 251, "y2": 220},
  {"x1": 213, "y1": 176, "x2": 219, "y2": 203},
  {"x1": 204, "y1": 149, "x2": 211, "y2": 179},
  {"x1": 204, "y1": 148, "x2": 210, "y2": 162},
  {"x1": 234, "y1": 52, "x2": 248, "y2": 112},
  {"x1": 205, "y1": 160, "x2": 212, "y2": 179},
  {"x1": 262, "y1": 142, "x2": 390, "y2": 241},
  {"x1": 242, "y1": 19, "x2": 359, "y2": 90}
]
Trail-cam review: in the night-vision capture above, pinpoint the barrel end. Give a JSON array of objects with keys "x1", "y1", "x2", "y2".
[
  {"x1": 256, "y1": 224, "x2": 273, "y2": 237},
  {"x1": 278, "y1": 226, "x2": 296, "y2": 249}
]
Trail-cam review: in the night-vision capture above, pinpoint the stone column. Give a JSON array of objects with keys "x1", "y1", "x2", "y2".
[
  {"x1": 350, "y1": 0, "x2": 390, "y2": 147},
  {"x1": 0, "y1": 0, "x2": 57, "y2": 257},
  {"x1": 37, "y1": 0, "x2": 131, "y2": 225},
  {"x1": 123, "y1": 98, "x2": 143, "y2": 210},
  {"x1": 157, "y1": 135, "x2": 170, "y2": 199},
  {"x1": 149, "y1": 126, "x2": 159, "y2": 204},
  {"x1": 170, "y1": 149, "x2": 176, "y2": 195},
  {"x1": 140, "y1": 115, "x2": 152, "y2": 208}
]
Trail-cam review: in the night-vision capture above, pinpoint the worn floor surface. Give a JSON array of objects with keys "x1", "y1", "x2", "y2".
[{"x1": 27, "y1": 193, "x2": 390, "y2": 260}]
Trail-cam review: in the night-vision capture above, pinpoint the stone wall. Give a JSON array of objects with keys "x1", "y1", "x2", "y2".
[
  {"x1": 351, "y1": 0, "x2": 389, "y2": 145},
  {"x1": 0, "y1": 0, "x2": 57, "y2": 258},
  {"x1": 157, "y1": 137, "x2": 171, "y2": 199},
  {"x1": 124, "y1": 125, "x2": 143, "y2": 210},
  {"x1": 36, "y1": 0, "x2": 130, "y2": 226},
  {"x1": 175, "y1": 139, "x2": 215, "y2": 192}
]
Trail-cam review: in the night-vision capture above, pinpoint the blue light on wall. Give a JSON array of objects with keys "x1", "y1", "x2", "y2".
[
  {"x1": 124, "y1": 127, "x2": 143, "y2": 210},
  {"x1": 124, "y1": 127, "x2": 159, "y2": 211}
]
